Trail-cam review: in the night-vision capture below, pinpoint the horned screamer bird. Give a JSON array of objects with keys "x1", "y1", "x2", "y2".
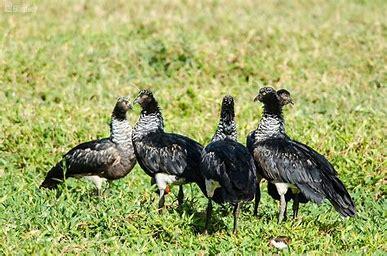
[
  {"x1": 247, "y1": 87, "x2": 355, "y2": 222},
  {"x1": 40, "y1": 97, "x2": 137, "y2": 195},
  {"x1": 131, "y1": 90, "x2": 206, "y2": 210},
  {"x1": 247, "y1": 89, "x2": 308, "y2": 219},
  {"x1": 200, "y1": 96, "x2": 256, "y2": 234},
  {"x1": 247, "y1": 90, "x2": 307, "y2": 218}
]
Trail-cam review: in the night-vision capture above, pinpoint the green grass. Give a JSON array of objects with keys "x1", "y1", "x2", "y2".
[{"x1": 0, "y1": 0, "x2": 386, "y2": 254}]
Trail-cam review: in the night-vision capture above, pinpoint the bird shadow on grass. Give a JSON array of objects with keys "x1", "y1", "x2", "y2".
[
  {"x1": 171, "y1": 198, "x2": 229, "y2": 235},
  {"x1": 314, "y1": 219, "x2": 342, "y2": 235},
  {"x1": 48, "y1": 184, "x2": 107, "y2": 203}
]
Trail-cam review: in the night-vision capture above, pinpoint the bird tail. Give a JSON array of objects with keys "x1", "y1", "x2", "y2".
[
  {"x1": 321, "y1": 174, "x2": 356, "y2": 217},
  {"x1": 40, "y1": 162, "x2": 66, "y2": 189}
]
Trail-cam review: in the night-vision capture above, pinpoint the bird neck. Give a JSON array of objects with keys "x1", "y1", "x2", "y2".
[
  {"x1": 133, "y1": 109, "x2": 164, "y2": 141},
  {"x1": 143, "y1": 98, "x2": 160, "y2": 114},
  {"x1": 254, "y1": 106, "x2": 286, "y2": 142},
  {"x1": 110, "y1": 116, "x2": 133, "y2": 148},
  {"x1": 112, "y1": 105, "x2": 127, "y2": 121},
  {"x1": 212, "y1": 118, "x2": 237, "y2": 142}
]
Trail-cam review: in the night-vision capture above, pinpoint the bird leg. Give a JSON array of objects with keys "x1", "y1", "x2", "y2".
[
  {"x1": 150, "y1": 177, "x2": 156, "y2": 186},
  {"x1": 275, "y1": 183, "x2": 288, "y2": 223},
  {"x1": 284, "y1": 201, "x2": 288, "y2": 221},
  {"x1": 293, "y1": 193, "x2": 299, "y2": 219},
  {"x1": 148, "y1": 177, "x2": 156, "y2": 204},
  {"x1": 178, "y1": 185, "x2": 184, "y2": 206},
  {"x1": 158, "y1": 189, "x2": 166, "y2": 212},
  {"x1": 96, "y1": 188, "x2": 102, "y2": 197},
  {"x1": 253, "y1": 185, "x2": 261, "y2": 216},
  {"x1": 107, "y1": 180, "x2": 113, "y2": 188},
  {"x1": 204, "y1": 199, "x2": 213, "y2": 234},
  {"x1": 154, "y1": 173, "x2": 171, "y2": 212},
  {"x1": 102, "y1": 180, "x2": 113, "y2": 196},
  {"x1": 85, "y1": 175, "x2": 106, "y2": 197},
  {"x1": 233, "y1": 202, "x2": 240, "y2": 234},
  {"x1": 278, "y1": 194, "x2": 286, "y2": 223}
]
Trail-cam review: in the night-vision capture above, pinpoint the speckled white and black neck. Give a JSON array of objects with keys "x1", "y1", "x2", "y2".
[
  {"x1": 132, "y1": 110, "x2": 164, "y2": 141},
  {"x1": 254, "y1": 108, "x2": 286, "y2": 142},
  {"x1": 211, "y1": 119, "x2": 237, "y2": 143},
  {"x1": 110, "y1": 117, "x2": 133, "y2": 151}
]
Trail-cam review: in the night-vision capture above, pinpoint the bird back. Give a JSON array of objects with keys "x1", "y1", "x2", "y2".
[{"x1": 201, "y1": 140, "x2": 257, "y2": 203}]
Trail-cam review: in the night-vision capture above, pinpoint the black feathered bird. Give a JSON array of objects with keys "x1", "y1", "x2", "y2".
[
  {"x1": 200, "y1": 96, "x2": 256, "y2": 234},
  {"x1": 40, "y1": 97, "x2": 137, "y2": 195},
  {"x1": 131, "y1": 90, "x2": 206, "y2": 210},
  {"x1": 247, "y1": 90, "x2": 307, "y2": 218},
  {"x1": 247, "y1": 87, "x2": 355, "y2": 222}
]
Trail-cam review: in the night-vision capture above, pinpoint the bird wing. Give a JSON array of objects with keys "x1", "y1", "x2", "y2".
[
  {"x1": 135, "y1": 133, "x2": 194, "y2": 176},
  {"x1": 290, "y1": 140, "x2": 355, "y2": 216},
  {"x1": 200, "y1": 150, "x2": 225, "y2": 181},
  {"x1": 246, "y1": 131, "x2": 255, "y2": 154},
  {"x1": 247, "y1": 131, "x2": 267, "y2": 179},
  {"x1": 64, "y1": 138, "x2": 120, "y2": 176},
  {"x1": 289, "y1": 139, "x2": 337, "y2": 176},
  {"x1": 254, "y1": 138, "x2": 326, "y2": 203},
  {"x1": 201, "y1": 149, "x2": 234, "y2": 203},
  {"x1": 202, "y1": 140, "x2": 256, "y2": 200},
  {"x1": 255, "y1": 138, "x2": 355, "y2": 215},
  {"x1": 223, "y1": 141, "x2": 256, "y2": 191}
]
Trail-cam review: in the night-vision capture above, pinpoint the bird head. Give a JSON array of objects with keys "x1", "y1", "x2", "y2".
[
  {"x1": 277, "y1": 89, "x2": 293, "y2": 106},
  {"x1": 254, "y1": 87, "x2": 293, "y2": 107},
  {"x1": 112, "y1": 96, "x2": 132, "y2": 120},
  {"x1": 254, "y1": 87, "x2": 277, "y2": 103},
  {"x1": 220, "y1": 95, "x2": 235, "y2": 120},
  {"x1": 132, "y1": 89, "x2": 159, "y2": 112}
]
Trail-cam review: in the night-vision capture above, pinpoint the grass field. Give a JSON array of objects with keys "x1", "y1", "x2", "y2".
[{"x1": 0, "y1": 0, "x2": 386, "y2": 254}]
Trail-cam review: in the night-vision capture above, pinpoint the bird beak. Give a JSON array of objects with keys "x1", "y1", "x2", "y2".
[
  {"x1": 253, "y1": 95, "x2": 260, "y2": 102},
  {"x1": 132, "y1": 97, "x2": 140, "y2": 105},
  {"x1": 289, "y1": 99, "x2": 294, "y2": 105}
]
